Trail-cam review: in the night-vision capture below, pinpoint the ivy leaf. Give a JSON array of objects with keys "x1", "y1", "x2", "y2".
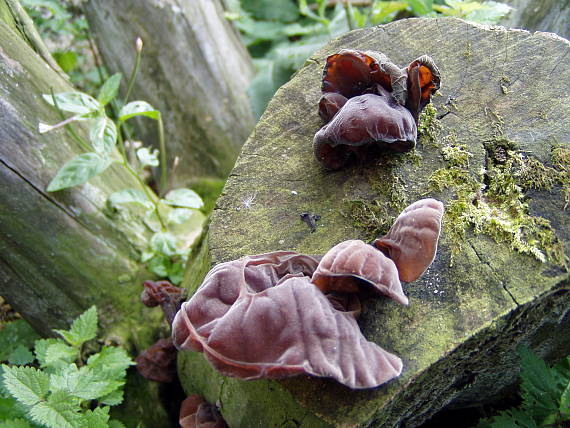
[
  {"x1": 0, "y1": 320, "x2": 39, "y2": 362},
  {"x1": 89, "y1": 116, "x2": 117, "y2": 154},
  {"x1": 118, "y1": 101, "x2": 159, "y2": 121},
  {"x1": 0, "y1": 419, "x2": 33, "y2": 428},
  {"x1": 150, "y1": 232, "x2": 178, "y2": 257},
  {"x1": 108, "y1": 189, "x2": 153, "y2": 211},
  {"x1": 8, "y1": 346, "x2": 35, "y2": 366},
  {"x1": 97, "y1": 73, "x2": 122, "y2": 106},
  {"x1": 42, "y1": 92, "x2": 100, "y2": 115},
  {"x1": 162, "y1": 188, "x2": 203, "y2": 209},
  {"x1": 54, "y1": 306, "x2": 98, "y2": 347},
  {"x1": 47, "y1": 153, "x2": 111, "y2": 192},
  {"x1": 136, "y1": 147, "x2": 160, "y2": 168},
  {"x1": 28, "y1": 390, "x2": 81, "y2": 428},
  {"x1": 86, "y1": 347, "x2": 134, "y2": 381},
  {"x1": 1, "y1": 365, "x2": 50, "y2": 406}
]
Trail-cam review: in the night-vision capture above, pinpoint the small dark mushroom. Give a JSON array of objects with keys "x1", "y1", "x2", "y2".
[
  {"x1": 313, "y1": 89, "x2": 417, "y2": 170},
  {"x1": 141, "y1": 280, "x2": 186, "y2": 325},
  {"x1": 135, "y1": 337, "x2": 177, "y2": 383},
  {"x1": 373, "y1": 198, "x2": 444, "y2": 282},
  {"x1": 180, "y1": 395, "x2": 227, "y2": 428},
  {"x1": 405, "y1": 55, "x2": 441, "y2": 122},
  {"x1": 311, "y1": 239, "x2": 409, "y2": 305}
]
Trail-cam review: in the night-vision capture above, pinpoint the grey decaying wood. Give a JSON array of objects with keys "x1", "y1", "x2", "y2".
[
  {"x1": 84, "y1": 0, "x2": 255, "y2": 184},
  {"x1": 500, "y1": 0, "x2": 570, "y2": 39},
  {"x1": 177, "y1": 18, "x2": 570, "y2": 427},
  {"x1": 0, "y1": 16, "x2": 170, "y2": 428}
]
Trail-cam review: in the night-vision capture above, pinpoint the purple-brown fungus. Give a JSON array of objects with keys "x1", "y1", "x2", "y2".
[
  {"x1": 373, "y1": 198, "x2": 444, "y2": 282},
  {"x1": 314, "y1": 49, "x2": 440, "y2": 170},
  {"x1": 312, "y1": 239, "x2": 409, "y2": 305},
  {"x1": 141, "y1": 280, "x2": 186, "y2": 325},
  {"x1": 135, "y1": 338, "x2": 177, "y2": 383},
  {"x1": 179, "y1": 395, "x2": 228, "y2": 428},
  {"x1": 172, "y1": 251, "x2": 403, "y2": 389}
]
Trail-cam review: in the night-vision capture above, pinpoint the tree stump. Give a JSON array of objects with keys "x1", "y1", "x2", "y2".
[
  {"x1": 178, "y1": 18, "x2": 570, "y2": 427},
  {"x1": 500, "y1": 0, "x2": 570, "y2": 40},
  {"x1": 84, "y1": 0, "x2": 256, "y2": 184}
]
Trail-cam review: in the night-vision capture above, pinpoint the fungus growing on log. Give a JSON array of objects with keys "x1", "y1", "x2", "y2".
[
  {"x1": 373, "y1": 198, "x2": 444, "y2": 282},
  {"x1": 135, "y1": 338, "x2": 178, "y2": 383},
  {"x1": 312, "y1": 239, "x2": 409, "y2": 305},
  {"x1": 172, "y1": 251, "x2": 402, "y2": 389},
  {"x1": 314, "y1": 49, "x2": 440, "y2": 170},
  {"x1": 179, "y1": 394, "x2": 227, "y2": 428},
  {"x1": 141, "y1": 280, "x2": 186, "y2": 324}
]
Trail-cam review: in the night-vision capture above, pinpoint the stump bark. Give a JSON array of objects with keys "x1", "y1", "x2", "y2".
[
  {"x1": 178, "y1": 18, "x2": 570, "y2": 427},
  {"x1": 84, "y1": 0, "x2": 255, "y2": 184}
]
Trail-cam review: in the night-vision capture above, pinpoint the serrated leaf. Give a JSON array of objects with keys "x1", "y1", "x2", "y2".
[
  {"x1": 42, "y1": 92, "x2": 100, "y2": 115},
  {"x1": 118, "y1": 101, "x2": 159, "y2": 121},
  {"x1": 86, "y1": 347, "x2": 134, "y2": 381},
  {"x1": 99, "y1": 388, "x2": 124, "y2": 406},
  {"x1": 44, "y1": 343, "x2": 78, "y2": 368},
  {"x1": 49, "y1": 365, "x2": 121, "y2": 401},
  {"x1": 82, "y1": 406, "x2": 110, "y2": 428},
  {"x1": 55, "y1": 306, "x2": 98, "y2": 347},
  {"x1": 1, "y1": 365, "x2": 49, "y2": 406},
  {"x1": 97, "y1": 73, "x2": 122, "y2": 106},
  {"x1": 150, "y1": 232, "x2": 178, "y2": 257},
  {"x1": 89, "y1": 116, "x2": 117, "y2": 154},
  {"x1": 561, "y1": 382, "x2": 570, "y2": 417},
  {"x1": 28, "y1": 390, "x2": 81, "y2": 428},
  {"x1": 108, "y1": 420, "x2": 127, "y2": 428},
  {"x1": 147, "y1": 255, "x2": 170, "y2": 277},
  {"x1": 8, "y1": 346, "x2": 35, "y2": 366},
  {"x1": 0, "y1": 320, "x2": 39, "y2": 362},
  {"x1": 33, "y1": 339, "x2": 62, "y2": 368},
  {"x1": 518, "y1": 345, "x2": 559, "y2": 418},
  {"x1": 162, "y1": 189, "x2": 203, "y2": 209},
  {"x1": 0, "y1": 394, "x2": 27, "y2": 420},
  {"x1": 47, "y1": 153, "x2": 111, "y2": 192},
  {"x1": 0, "y1": 419, "x2": 33, "y2": 428},
  {"x1": 136, "y1": 147, "x2": 160, "y2": 168},
  {"x1": 108, "y1": 189, "x2": 153, "y2": 210}
]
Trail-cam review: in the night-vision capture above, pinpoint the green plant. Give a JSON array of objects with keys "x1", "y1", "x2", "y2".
[
  {"x1": 39, "y1": 40, "x2": 205, "y2": 284},
  {"x1": 0, "y1": 307, "x2": 134, "y2": 428},
  {"x1": 476, "y1": 346, "x2": 570, "y2": 427}
]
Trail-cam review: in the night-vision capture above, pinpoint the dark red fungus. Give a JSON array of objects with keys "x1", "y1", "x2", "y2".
[
  {"x1": 318, "y1": 92, "x2": 348, "y2": 122},
  {"x1": 405, "y1": 55, "x2": 441, "y2": 121},
  {"x1": 135, "y1": 337, "x2": 177, "y2": 383},
  {"x1": 172, "y1": 251, "x2": 402, "y2": 389},
  {"x1": 373, "y1": 198, "x2": 444, "y2": 282},
  {"x1": 312, "y1": 239, "x2": 408, "y2": 306},
  {"x1": 180, "y1": 395, "x2": 227, "y2": 428},
  {"x1": 141, "y1": 280, "x2": 186, "y2": 324}
]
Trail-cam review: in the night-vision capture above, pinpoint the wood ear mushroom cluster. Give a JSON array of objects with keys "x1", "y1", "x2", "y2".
[
  {"x1": 314, "y1": 49, "x2": 441, "y2": 170},
  {"x1": 172, "y1": 199, "x2": 444, "y2": 389}
]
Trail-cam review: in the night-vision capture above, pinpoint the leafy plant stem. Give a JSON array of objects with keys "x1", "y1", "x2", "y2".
[
  {"x1": 115, "y1": 121, "x2": 129, "y2": 163},
  {"x1": 124, "y1": 38, "x2": 143, "y2": 105},
  {"x1": 157, "y1": 112, "x2": 168, "y2": 196},
  {"x1": 49, "y1": 89, "x2": 92, "y2": 153},
  {"x1": 344, "y1": 0, "x2": 354, "y2": 31}
]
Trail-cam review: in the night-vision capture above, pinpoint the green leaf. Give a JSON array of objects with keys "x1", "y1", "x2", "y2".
[
  {"x1": 99, "y1": 389, "x2": 124, "y2": 406},
  {"x1": 49, "y1": 365, "x2": 121, "y2": 401},
  {"x1": 33, "y1": 339, "x2": 60, "y2": 368},
  {"x1": 8, "y1": 346, "x2": 35, "y2": 366},
  {"x1": 167, "y1": 208, "x2": 195, "y2": 225},
  {"x1": 136, "y1": 147, "x2": 160, "y2": 168},
  {"x1": 242, "y1": 0, "x2": 299, "y2": 21},
  {"x1": 0, "y1": 320, "x2": 40, "y2": 362},
  {"x1": 86, "y1": 347, "x2": 134, "y2": 381},
  {"x1": 0, "y1": 394, "x2": 27, "y2": 420},
  {"x1": 42, "y1": 92, "x2": 100, "y2": 115},
  {"x1": 97, "y1": 73, "x2": 122, "y2": 106},
  {"x1": 53, "y1": 51, "x2": 78, "y2": 73},
  {"x1": 82, "y1": 407, "x2": 110, "y2": 428},
  {"x1": 108, "y1": 420, "x2": 127, "y2": 428},
  {"x1": 369, "y1": 1, "x2": 408, "y2": 24},
  {"x1": 561, "y1": 381, "x2": 570, "y2": 417},
  {"x1": 467, "y1": 1, "x2": 512, "y2": 25},
  {"x1": 43, "y1": 343, "x2": 78, "y2": 368},
  {"x1": 28, "y1": 390, "x2": 81, "y2": 428},
  {"x1": 1, "y1": 365, "x2": 50, "y2": 406},
  {"x1": 47, "y1": 153, "x2": 111, "y2": 192},
  {"x1": 150, "y1": 232, "x2": 178, "y2": 257},
  {"x1": 108, "y1": 189, "x2": 153, "y2": 211},
  {"x1": 0, "y1": 419, "x2": 34, "y2": 428},
  {"x1": 54, "y1": 306, "x2": 98, "y2": 348},
  {"x1": 147, "y1": 255, "x2": 170, "y2": 278},
  {"x1": 162, "y1": 188, "x2": 204, "y2": 209},
  {"x1": 118, "y1": 101, "x2": 159, "y2": 121},
  {"x1": 89, "y1": 116, "x2": 117, "y2": 154},
  {"x1": 406, "y1": 0, "x2": 432, "y2": 15},
  {"x1": 168, "y1": 261, "x2": 185, "y2": 285}
]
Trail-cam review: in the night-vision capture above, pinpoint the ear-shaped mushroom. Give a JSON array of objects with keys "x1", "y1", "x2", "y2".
[
  {"x1": 313, "y1": 90, "x2": 417, "y2": 170},
  {"x1": 322, "y1": 49, "x2": 407, "y2": 104},
  {"x1": 172, "y1": 252, "x2": 402, "y2": 389},
  {"x1": 318, "y1": 92, "x2": 348, "y2": 122},
  {"x1": 373, "y1": 198, "x2": 444, "y2": 282},
  {"x1": 311, "y1": 239, "x2": 409, "y2": 305},
  {"x1": 135, "y1": 338, "x2": 177, "y2": 383},
  {"x1": 180, "y1": 395, "x2": 227, "y2": 428},
  {"x1": 141, "y1": 280, "x2": 187, "y2": 325},
  {"x1": 405, "y1": 55, "x2": 441, "y2": 122}
]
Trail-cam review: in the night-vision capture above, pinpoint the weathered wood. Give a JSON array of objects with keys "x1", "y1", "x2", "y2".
[
  {"x1": 500, "y1": 0, "x2": 570, "y2": 39},
  {"x1": 178, "y1": 18, "x2": 570, "y2": 427},
  {"x1": 84, "y1": 0, "x2": 255, "y2": 184},
  {"x1": 0, "y1": 16, "x2": 171, "y2": 428}
]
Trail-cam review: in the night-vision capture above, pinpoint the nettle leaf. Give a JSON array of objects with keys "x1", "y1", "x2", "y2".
[
  {"x1": 50, "y1": 365, "x2": 121, "y2": 401},
  {"x1": 97, "y1": 73, "x2": 122, "y2": 106},
  {"x1": 162, "y1": 188, "x2": 203, "y2": 210},
  {"x1": 148, "y1": 255, "x2": 170, "y2": 278},
  {"x1": 0, "y1": 419, "x2": 33, "y2": 428},
  {"x1": 86, "y1": 347, "x2": 133, "y2": 381},
  {"x1": 47, "y1": 153, "x2": 111, "y2": 192},
  {"x1": 108, "y1": 189, "x2": 153, "y2": 211},
  {"x1": 168, "y1": 261, "x2": 185, "y2": 285},
  {"x1": 8, "y1": 346, "x2": 35, "y2": 366},
  {"x1": 33, "y1": 339, "x2": 61, "y2": 368},
  {"x1": 99, "y1": 389, "x2": 124, "y2": 406},
  {"x1": 28, "y1": 390, "x2": 80, "y2": 428},
  {"x1": 42, "y1": 92, "x2": 100, "y2": 115},
  {"x1": 89, "y1": 116, "x2": 117, "y2": 154},
  {"x1": 82, "y1": 406, "x2": 110, "y2": 428},
  {"x1": 55, "y1": 306, "x2": 98, "y2": 347},
  {"x1": 150, "y1": 232, "x2": 178, "y2": 257},
  {"x1": 108, "y1": 420, "x2": 127, "y2": 428},
  {"x1": 1, "y1": 365, "x2": 49, "y2": 406},
  {"x1": 44, "y1": 343, "x2": 78, "y2": 368},
  {"x1": 0, "y1": 394, "x2": 26, "y2": 420},
  {"x1": 136, "y1": 147, "x2": 160, "y2": 168},
  {"x1": 118, "y1": 101, "x2": 159, "y2": 121},
  {"x1": 0, "y1": 320, "x2": 39, "y2": 362}
]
